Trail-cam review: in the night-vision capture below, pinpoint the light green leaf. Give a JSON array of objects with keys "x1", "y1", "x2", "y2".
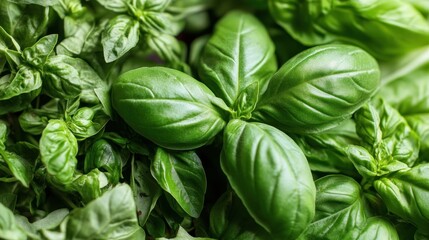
[
  {"x1": 22, "y1": 34, "x2": 58, "y2": 67},
  {"x1": 101, "y1": 15, "x2": 140, "y2": 62},
  {"x1": 66, "y1": 184, "x2": 141, "y2": 240},
  {"x1": 0, "y1": 149, "x2": 33, "y2": 188},
  {"x1": 40, "y1": 119, "x2": 78, "y2": 184},
  {"x1": 221, "y1": 119, "x2": 315, "y2": 239}
]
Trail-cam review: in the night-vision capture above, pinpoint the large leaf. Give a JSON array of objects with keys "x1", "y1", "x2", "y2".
[
  {"x1": 151, "y1": 148, "x2": 206, "y2": 218},
  {"x1": 65, "y1": 184, "x2": 141, "y2": 240},
  {"x1": 22, "y1": 34, "x2": 58, "y2": 67},
  {"x1": 40, "y1": 119, "x2": 78, "y2": 184},
  {"x1": 374, "y1": 163, "x2": 429, "y2": 233},
  {"x1": 252, "y1": 44, "x2": 380, "y2": 133},
  {"x1": 221, "y1": 119, "x2": 315, "y2": 239},
  {"x1": 198, "y1": 11, "x2": 277, "y2": 108},
  {"x1": 268, "y1": 0, "x2": 429, "y2": 59},
  {"x1": 111, "y1": 66, "x2": 229, "y2": 150},
  {"x1": 300, "y1": 175, "x2": 368, "y2": 239}
]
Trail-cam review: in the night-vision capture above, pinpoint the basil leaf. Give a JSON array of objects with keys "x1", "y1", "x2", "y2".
[
  {"x1": 133, "y1": 0, "x2": 171, "y2": 11},
  {"x1": 374, "y1": 163, "x2": 429, "y2": 233},
  {"x1": 293, "y1": 120, "x2": 359, "y2": 176},
  {"x1": 300, "y1": 175, "x2": 367, "y2": 239},
  {"x1": 0, "y1": 2, "x2": 50, "y2": 48},
  {"x1": 71, "y1": 169, "x2": 107, "y2": 203},
  {"x1": 42, "y1": 55, "x2": 83, "y2": 99},
  {"x1": 252, "y1": 44, "x2": 380, "y2": 133},
  {"x1": 0, "y1": 150, "x2": 33, "y2": 188},
  {"x1": 66, "y1": 106, "x2": 109, "y2": 140},
  {"x1": 7, "y1": 0, "x2": 59, "y2": 6},
  {"x1": 96, "y1": 0, "x2": 130, "y2": 12},
  {"x1": 199, "y1": 11, "x2": 277, "y2": 108},
  {"x1": 268, "y1": 0, "x2": 429, "y2": 59},
  {"x1": 56, "y1": 12, "x2": 94, "y2": 56},
  {"x1": 0, "y1": 202, "x2": 26, "y2": 240},
  {"x1": 40, "y1": 119, "x2": 78, "y2": 184},
  {"x1": 84, "y1": 139, "x2": 122, "y2": 184},
  {"x1": 101, "y1": 15, "x2": 140, "y2": 63},
  {"x1": 111, "y1": 67, "x2": 229, "y2": 150},
  {"x1": 22, "y1": 34, "x2": 58, "y2": 67},
  {"x1": 151, "y1": 148, "x2": 206, "y2": 218},
  {"x1": 344, "y1": 217, "x2": 399, "y2": 240},
  {"x1": 221, "y1": 119, "x2": 315, "y2": 239},
  {"x1": 65, "y1": 184, "x2": 141, "y2": 240},
  {"x1": 131, "y1": 158, "x2": 162, "y2": 226},
  {"x1": 0, "y1": 66, "x2": 42, "y2": 115}
]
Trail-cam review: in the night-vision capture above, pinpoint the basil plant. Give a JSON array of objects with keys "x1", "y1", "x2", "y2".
[{"x1": 112, "y1": 10, "x2": 380, "y2": 239}]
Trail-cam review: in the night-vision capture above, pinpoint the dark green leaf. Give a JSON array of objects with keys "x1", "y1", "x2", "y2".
[
  {"x1": 131, "y1": 158, "x2": 161, "y2": 226},
  {"x1": 151, "y1": 148, "x2": 207, "y2": 218},
  {"x1": 0, "y1": 149, "x2": 33, "y2": 188}
]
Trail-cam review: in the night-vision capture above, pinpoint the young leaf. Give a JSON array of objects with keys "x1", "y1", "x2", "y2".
[
  {"x1": 374, "y1": 163, "x2": 429, "y2": 233},
  {"x1": 22, "y1": 34, "x2": 58, "y2": 67},
  {"x1": 151, "y1": 148, "x2": 207, "y2": 218},
  {"x1": 252, "y1": 44, "x2": 380, "y2": 133},
  {"x1": 221, "y1": 119, "x2": 315, "y2": 239},
  {"x1": 40, "y1": 119, "x2": 78, "y2": 184},
  {"x1": 101, "y1": 15, "x2": 140, "y2": 62},
  {"x1": 198, "y1": 11, "x2": 277, "y2": 108}
]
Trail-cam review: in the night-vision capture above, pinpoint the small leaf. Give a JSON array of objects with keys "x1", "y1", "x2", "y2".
[
  {"x1": 22, "y1": 34, "x2": 58, "y2": 67},
  {"x1": 0, "y1": 150, "x2": 33, "y2": 188},
  {"x1": 101, "y1": 15, "x2": 140, "y2": 62},
  {"x1": 40, "y1": 119, "x2": 78, "y2": 184},
  {"x1": 151, "y1": 148, "x2": 207, "y2": 218}
]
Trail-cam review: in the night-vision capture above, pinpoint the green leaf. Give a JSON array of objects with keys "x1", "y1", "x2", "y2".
[
  {"x1": 268, "y1": 0, "x2": 429, "y2": 59},
  {"x1": 221, "y1": 119, "x2": 315, "y2": 239},
  {"x1": 293, "y1": 120, "x2": 359, "y2": 176},
  {"x1": 101, "y1": 15, "x2": 140, "y2": 63},
  {"x1": 131, "y1": 158, "x2": 162, "y2": 226},
  {"x1": 7, "y1": 0, "x2": 59, "y2": 6},
  {"x1": 22, "y1": 34, "x2": 58, "y2": 67},
  {"x1": 0, "y1": 26, "x2": 20, "y2": 52},
  {"x1": 65, "y1": 184, "x2": 141, "y2": 240},
  {"x1": 133, "y1": 0, "x2": 171, "y2": 11},
  {"x1": 71, "y1": 169, "x2": 107, "y2": 203},
  {"x1": 354, "y1": 99, "x2": 420, "y2": 168},
  {"x1": 252, "y1": 44, "x2": 380, "y2": 133},
  {"x1": 0, "y1": 2, "x2": 50, "y2": 48},
  {"x1": 84, "y1": 139, "x2": 122, "y2": 184},
  {"x1": 40, "y1": 119, "x2": 78, "y2": 184},
  {"x1": 42, "y1": 55, "x2": 83, "y2": 99},
  {"x1": 374, "y1": 163, "x2": 429, "y2": 233},
  {"x1": 0, "y1": 202, "x2": 26, "y2": 240},
  {"x1": 145, "y1": 32, "x2": 183, "y2": 64},
  {"x1": 156, "y1": 226, "x2": 215, "y2": 240},
  {"x1": 209, "y1": 191, "x2": 231, "y2": 238},
  {"x1": 0, "y1": 149, "x2": 33, "y2": 188},
  {"x1": 0, "y1": 66, "x2": 42, "y2": 115},
  {"x1": 111, "y1": 66, "x2": 229, "y2": 150},
  {"x1": 66, "y1": 106, "x2": 109, "y2": 140},
  {"x1": 198, "y1": 11, "x2": 277, "y2": 108},
  {"x1": 151, "y1": 148, "x2": 206, "y2": 218},
  {"x1": 344, "y1": 217, "x2": 399, "y2": 240},
  {"x1": 32, "y1": 208, "x2": 69, "y2": 231},
  {"x1": 300, "y1": 175, "x2": 368, "y2": 239},
  {"x1": 96, "y1": 0, "x2": 130, "y2": 12},
  {"x1": 56, "y1": 12, "x2": 94, "y2": 56}
]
